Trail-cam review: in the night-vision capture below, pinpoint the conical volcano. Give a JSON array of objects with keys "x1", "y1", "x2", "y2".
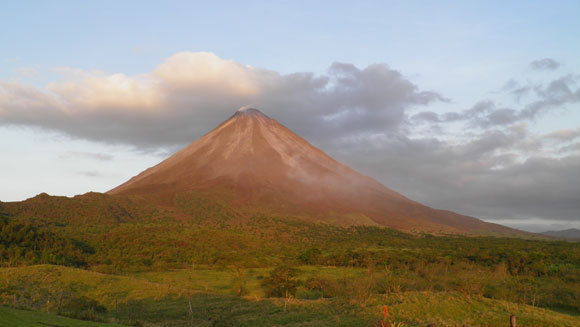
[{"x1": 109, "y1": 108, "x2": 515, "y2": 234}]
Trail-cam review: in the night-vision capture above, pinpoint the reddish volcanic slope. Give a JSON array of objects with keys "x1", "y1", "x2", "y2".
[{"x1": 109, "y1": 108, "x2": 515, "y2": 234}]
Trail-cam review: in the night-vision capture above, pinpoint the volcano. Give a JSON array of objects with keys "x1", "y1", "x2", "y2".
[{"x1": 109, "y1": 108, "x2": 515, "y2": 234}]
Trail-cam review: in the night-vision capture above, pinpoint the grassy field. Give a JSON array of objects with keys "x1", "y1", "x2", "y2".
[
  {"x1": 1, "y1": 265, "x2": 580, "y2": 327},
  {"x1": 131, "y1": 266, "x2": 580, "y2": 327},
  {"x1": 0, "y1": 264, "x2": 184, "y2": 307},
  {"x1": 130, "y1": 265, "x2": 367, "y2": 297},
  {"x1": 0, "y1": 305, "x2": 127, "y2": 327}
]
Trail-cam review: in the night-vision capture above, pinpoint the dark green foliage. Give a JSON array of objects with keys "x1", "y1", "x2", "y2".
[
  {"x1": 0, "y1": 216, "x2": 91, "y2": 267},
  {"x1": 5, "y1": 192, "x2": 147, "y2": 225},
  {"x1": 303, "y1": 276, "x2": 340, "y2": 298},
  {"x1": 298, "y1": 247, "x2": 322, "y2": 264},
  {"x1": 261, "y1": 265, "x2": 301, "y2": 298}
]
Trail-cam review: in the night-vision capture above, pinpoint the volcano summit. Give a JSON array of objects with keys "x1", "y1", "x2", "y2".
[{"x1": 109, "y1": 108, "x2": 515, "y2": 234}]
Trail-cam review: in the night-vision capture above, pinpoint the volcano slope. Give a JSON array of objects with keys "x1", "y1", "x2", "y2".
[{"x1": 108, "y1": 108, "x2": 516, "y2": 235}]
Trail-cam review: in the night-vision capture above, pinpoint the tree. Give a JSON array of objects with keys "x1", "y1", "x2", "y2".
[{"x1": 261, "y1": 265, "x2": 301, "y2": 298}]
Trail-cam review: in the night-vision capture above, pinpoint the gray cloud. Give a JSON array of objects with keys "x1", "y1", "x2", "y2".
[
  {"x1": 332, "y1": 130, "x2": 580, "y2": 224},
  {"x1": 498, "y1": 79, "x2": 532, "y2": 102},
  {"x1": 412, "y1": 74, "x2": 580, "y2": 129},
  {"x1": 509, "y1": 86, "x2": 532, "y2": 102},
  {"x1": 76, "y1": 171, "x2": 102, "y2": 177},
  {"x1": 339, "y1": 65, "x2": 580, "y2": 228},
  {"x1": 501, "y1": 79, "x2": 519, "y2": 91},
  {"x1": 59, "y1": 151, "x2": 113, "y2": 161},
  {"x1": 530, "y1": 58, "x2": 561, "y2": 70},
  {"x1": 543, "y1": 128, "x2": 580, "y2": 142},
  {"x1": 558, "y1": 142, "x2": 580, "y2": 154}
]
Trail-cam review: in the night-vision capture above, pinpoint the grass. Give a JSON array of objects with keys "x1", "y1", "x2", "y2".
[
  {"x1": 363, "y1": 292, "x2": 580, "y2": 327},
  {"x1": 131, "y1": 266, "x2": 580, "y2": 326},
  {"x1": 0, "y1": 265, "x2": 369, "y2": 326},
  {"x1": 113, "y1": 295, "x2": 368, "y2": 327},
  {"x1": 130, "y1": 265, "x2": 367, "y2": 297},
  {"x1": 0, "y1": 264, "x2": 184, "y2": 307},
  {"x1": 2, "y1": 265, "x2": 580, "y2": 327},
  {"x1": 0, "y1": 305, "x2": 127, "y2": 327}
]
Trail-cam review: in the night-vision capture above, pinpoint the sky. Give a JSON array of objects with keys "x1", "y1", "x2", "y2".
[{"x1": 1, "y1": 1, "x2": 579, "y2": 232}]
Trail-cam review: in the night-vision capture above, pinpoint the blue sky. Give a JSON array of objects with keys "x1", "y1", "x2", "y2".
[{"x1": 1, "y1": 1, "x2": 580, "y2": 232}]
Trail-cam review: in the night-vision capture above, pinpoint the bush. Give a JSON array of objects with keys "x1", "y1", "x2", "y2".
[
  {"x1": 260, "y1": 265, "x2": 301, "y2": 298},
  {"x1": 304, "y1": 277, "x2": 340, "y2": 298},
  {"x1": 295, "y1": 288, "x2": 323, "y2": 300}
]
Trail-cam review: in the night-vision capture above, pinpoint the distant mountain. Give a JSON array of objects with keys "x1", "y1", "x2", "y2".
[
  {"x1": 541, "y1": 228, "x2": 580, "y2": 240},
  {"x1": 108, "y1": 107, "x2": 519, "y2": 235}
]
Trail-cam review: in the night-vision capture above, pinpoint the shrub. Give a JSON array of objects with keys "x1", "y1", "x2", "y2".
[{"x1": 260, "y1": 265, "x2": 301, "y2": 298}]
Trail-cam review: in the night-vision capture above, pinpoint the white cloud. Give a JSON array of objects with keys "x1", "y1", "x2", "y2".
[
  {"x1": 47, "y1": 73, "x2": 161, "y2": 112},
  {"x1": 153, "y1": 52, "x2": 266, "y2": 96}
]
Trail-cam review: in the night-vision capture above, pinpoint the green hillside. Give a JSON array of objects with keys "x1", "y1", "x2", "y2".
[{"x1": 0, "y1": 305, "x2": 127, "y2": 327}]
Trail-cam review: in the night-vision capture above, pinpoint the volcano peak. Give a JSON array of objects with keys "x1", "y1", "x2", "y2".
[{"x1": 232, "y1": 107, "x2": 269, "y2": 119}]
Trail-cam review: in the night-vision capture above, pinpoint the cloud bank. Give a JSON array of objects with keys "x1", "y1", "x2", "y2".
[
  {"x1": 0, "y1": 52, "x2": 442, "y2": 148},
  {"x1": 1, "y1": 52, "x2": 579, "y2": 230}
]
